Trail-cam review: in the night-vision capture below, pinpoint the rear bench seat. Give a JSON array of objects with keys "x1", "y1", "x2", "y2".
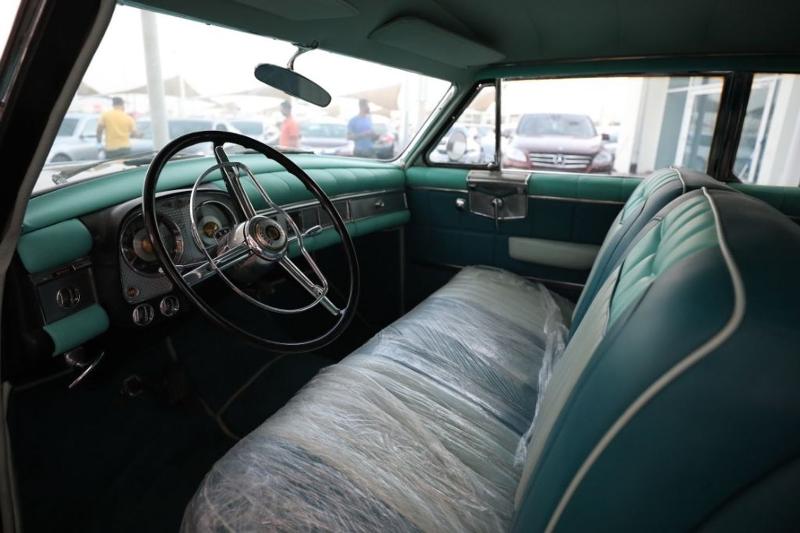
[{"x1": 183, "y1": 169, "x2": 800, "y2": 532}]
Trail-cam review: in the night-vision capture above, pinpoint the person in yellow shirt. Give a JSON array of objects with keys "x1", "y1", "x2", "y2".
[{"x1": 96, "y1": 96, "x2": 137, "y2": 159}]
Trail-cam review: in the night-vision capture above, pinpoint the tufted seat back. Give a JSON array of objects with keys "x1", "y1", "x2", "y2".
[
  {"x1": 512, "y1": 188, "x2": 800, "y2": 531},
  {"x1": 571, "y1": 168, "x2": 730, "y2": 332}
]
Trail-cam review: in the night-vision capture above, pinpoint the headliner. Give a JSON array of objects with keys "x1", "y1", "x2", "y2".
[{"x1": 127, "y1": 0, "x2": 800, "y2": 83}]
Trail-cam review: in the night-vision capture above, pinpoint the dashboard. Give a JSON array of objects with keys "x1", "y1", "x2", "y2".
[
  {"x1": 18, "y1": 171, "x2": 410, "y2": 355},
  {"x1": 15, "y1": 157, "x2": 409, "y2": 360}
]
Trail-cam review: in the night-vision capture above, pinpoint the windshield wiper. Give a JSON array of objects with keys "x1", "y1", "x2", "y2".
[{"x1": 51, "y1": 151, "x2": 203, "y2": 185}]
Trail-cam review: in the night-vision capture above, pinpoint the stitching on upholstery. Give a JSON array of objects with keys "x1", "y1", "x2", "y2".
[{"x1": 544, "y1": 187, "x2": 746, "y2": 533}]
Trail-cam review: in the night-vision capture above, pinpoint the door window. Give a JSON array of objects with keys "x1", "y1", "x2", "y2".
[
  {"x1": 734, "y1": 74, "x2": 800, "y2": 186},
  {"x1": 427, "y1": 84, "x2": 496, "y2": 166},
  {"x1": 428, "y1": 75, "x2": 725, "y2": 177},
  {"x1": 500, "y1": 76, "x2": 723, "y2": 176}
]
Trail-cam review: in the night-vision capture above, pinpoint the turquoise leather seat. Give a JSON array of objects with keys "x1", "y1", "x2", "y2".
[
  {"x1": 571, "y1": 167, "x2": 729, "y2": 331},
  {"x1": 183, "y1": 175, "x2": 800, "y2": 531}
]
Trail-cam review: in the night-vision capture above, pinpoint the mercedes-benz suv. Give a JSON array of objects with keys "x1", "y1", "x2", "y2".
[{"x1": 502, "y1": 112, "x2": 614, "y2": 172}]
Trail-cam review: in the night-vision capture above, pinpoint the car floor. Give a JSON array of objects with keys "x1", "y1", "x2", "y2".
[{"x1": 8, "y1": 313, "x2": 370, "y2": 533}]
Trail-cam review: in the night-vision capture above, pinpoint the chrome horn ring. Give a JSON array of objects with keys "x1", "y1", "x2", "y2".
[
  {"x1": 142, "y1": 130, "x2": 359, "y2": 352},
  {"x1": 187, "y1": 161, "x2": 334, "y2": 315}
]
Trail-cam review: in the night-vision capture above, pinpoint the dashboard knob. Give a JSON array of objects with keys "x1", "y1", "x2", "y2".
[
  {"x1": 159, "y1": 295, "x2": 180, "y2": 317},
  {"x1": 132, "y1": 303, "x2": 155, "y2": 326}
]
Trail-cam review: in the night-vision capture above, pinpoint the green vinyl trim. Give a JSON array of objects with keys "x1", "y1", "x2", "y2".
[
  {"x1": 43, "y1": 304, "x2": 109, "y2": 356},
  {"x1": 353, "y1": 210, "x2": 410, "y2": 235},
  {"x1": 406, "y1": 166, "x2": 641, "y2": 202},
  {"x1": 17, "y1": 219, "x2": 93, "y2": 274},
  {"x1": 508, "y1": 237, "x2": 599, "y2": 270},
  {"x1": 406, "y1": 166, "x2": 469, "y2": 190},
  {"x1": 529, "y1": 173, "x2": 640, "y2": 201},
  {"x1": 24, "y1": 154, "x2": 404, "y2": 233},
  {"x1": 731, "y1": 183, "x2": 800, "y2": 220}
]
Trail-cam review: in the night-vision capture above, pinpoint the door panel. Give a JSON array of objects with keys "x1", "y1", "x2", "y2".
[{"x1": 405, "y1": 166, "x2": 640, "y2": 303}]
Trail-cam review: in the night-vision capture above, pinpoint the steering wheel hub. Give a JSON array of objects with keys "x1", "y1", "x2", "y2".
[{"x1": 246, "y1": 216, "x2": 288, "y2": 259}]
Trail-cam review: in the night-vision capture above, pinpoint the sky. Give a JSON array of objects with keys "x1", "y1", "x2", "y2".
[{"x1": 82, "y1": 5, "x2": 444, "y2": 98}]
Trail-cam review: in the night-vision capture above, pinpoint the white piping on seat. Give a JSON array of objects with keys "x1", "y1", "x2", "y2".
[
  {"x1": 670, "y1": 165, "x2": 688, "y2": 194},
  {"x1": 544, "y1": 187, "x2": 746, "y2": 533}
]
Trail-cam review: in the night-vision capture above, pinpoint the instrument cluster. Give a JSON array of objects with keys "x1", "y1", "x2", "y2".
[{"x1": 118, "y1": 191, "x2": 238, "y2": 306}]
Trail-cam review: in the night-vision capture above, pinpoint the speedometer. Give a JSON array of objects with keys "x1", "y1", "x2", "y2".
[
  {"x1": 194, "y1": 201, "x2": 236, "y2": 249},
  {"x1": 120, "y1": 215, "x2": 184, "y2": 275}
]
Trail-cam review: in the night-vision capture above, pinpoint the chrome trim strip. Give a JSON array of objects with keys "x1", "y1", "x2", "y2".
[
  {"x1": 527, "y1": 195, "x2": 625, "y2": 206},
  {"x1": 407, "y1": 186, "x2": 624, "y2": 206},
  {"x1": 407, "y1": 186, "x2": 467, "y2": 194},
  {"x1": 256, "y1": 188, "x2": 405, "y2": 215}
]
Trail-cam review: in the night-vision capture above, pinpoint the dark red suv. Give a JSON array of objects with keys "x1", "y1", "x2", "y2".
[{"x1": 502, "y1": 113, "x2": 614, "y2": 172}]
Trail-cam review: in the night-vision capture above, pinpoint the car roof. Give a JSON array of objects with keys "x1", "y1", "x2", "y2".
[{"x1": 134, "y1": 0, "x2": 800, "y2": 83}]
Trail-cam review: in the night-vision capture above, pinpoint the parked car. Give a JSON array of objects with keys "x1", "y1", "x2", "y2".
[
  {"x1": 503, "y1": 113, "x2": 614, "y2": 172},
  {"x1": 46, "y1": 113, "x2": 102, "y2": 163},
  {"x1": 429, "y1": 123, "x2": 495, "y2": 164},
  {"x1": 230, "y1": 118, "x2": 279, "y2": 145},
  {"x1": 298, "y1": 120, "x2": 350, "y2": 155},
  {"x1": 136, "y1": 118, "x2": 245, "y2": 155}
]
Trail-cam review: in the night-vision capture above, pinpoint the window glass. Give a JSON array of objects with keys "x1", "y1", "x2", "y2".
[
  {"x1": 428, "y1": 85, "x2": 496, "y2": 165},
  {"x1": 734, "y1": 74, "x2": 800, "y2": 186},
  {"x1": 231, "y1": 120, "x2": 264, "y2": 136},
  {"x1": 56, "y1": 118, "x2": 79, "y2": 137},
  {"x1": 500, "y1": 76, "x2": 723, "y2": 176},
  {"x1": 37, "y1": 4, "x2": 450, "y2": 193},
  {"x1": 0, "y1": 1, "x2": 20, "y2": 60},
  {"x1": 80, "y1": 118, "x2": 97, "y2": 138}
]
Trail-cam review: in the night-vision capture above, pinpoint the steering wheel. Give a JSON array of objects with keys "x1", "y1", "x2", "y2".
[{"x1": 142, "y1": 131, "x2": 360, "y2": 352}]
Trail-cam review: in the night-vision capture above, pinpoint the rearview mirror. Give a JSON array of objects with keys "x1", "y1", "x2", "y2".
[{"x1": 254, "y1": 64, "x2": 331, "y2": 108}]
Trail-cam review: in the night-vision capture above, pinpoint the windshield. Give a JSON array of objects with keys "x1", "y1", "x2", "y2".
[
  {"x1": 517, "y1": 113, "x2": 597, "y2": 138},
  {"x1": 35, "y1": 5, "x2": 451, "y2": 194},
  {"x1": 231, "y1": 121, "x2": 263, "y2": 136}
]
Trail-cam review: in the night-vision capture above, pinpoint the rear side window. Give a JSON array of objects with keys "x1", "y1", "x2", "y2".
[
  {"x1": 429, "y1": 75, "x2": 725, "y2": 178},
  {"x1": 734, "y1": 74, "x2": 800, "y2": 186}
]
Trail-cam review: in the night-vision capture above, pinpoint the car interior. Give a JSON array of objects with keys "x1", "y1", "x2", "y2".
[{"x1": 0, "y1": 0, "x2": 799, "y2": 532}]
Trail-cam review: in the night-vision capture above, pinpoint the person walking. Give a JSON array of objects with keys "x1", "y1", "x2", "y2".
[
  {"x1": 347, "y1": 99, "x2": 377, "y2": 158},
  {"x1": 96, "y1": 96, "x2": 137, "y2": 159},
  {"x1": 278, "y1": 100, "x2": 300, "y2": 148}
]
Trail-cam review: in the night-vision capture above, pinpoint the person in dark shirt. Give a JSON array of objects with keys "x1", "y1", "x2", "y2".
[{"x1": 347, "y1": 99, "x2": 377, "y2": 158}]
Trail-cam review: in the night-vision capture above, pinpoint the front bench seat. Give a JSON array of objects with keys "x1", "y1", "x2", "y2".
[
  {"x1": 184, "y1": 266, "x2": 574, "y2": 531},
  {"x1": 182, "y1": 168, "x2": 800, "y2": 531}
]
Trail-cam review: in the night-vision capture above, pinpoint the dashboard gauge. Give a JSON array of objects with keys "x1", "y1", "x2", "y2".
[
  {"x1": 194, "y1": 201, "x2": 236, "y2": 249},
  {"x1": 120, "y1": 215, "x2": 183, "y2": 275}
]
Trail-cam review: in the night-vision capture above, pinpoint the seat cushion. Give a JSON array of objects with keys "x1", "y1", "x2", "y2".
[{"x1": 182, "y1": 267, "x2": 572, "y2": 532}]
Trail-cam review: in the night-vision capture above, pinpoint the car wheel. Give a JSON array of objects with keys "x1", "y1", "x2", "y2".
[{"x1": 50, "y1": 154, "x2": 71, "y2": 163}]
